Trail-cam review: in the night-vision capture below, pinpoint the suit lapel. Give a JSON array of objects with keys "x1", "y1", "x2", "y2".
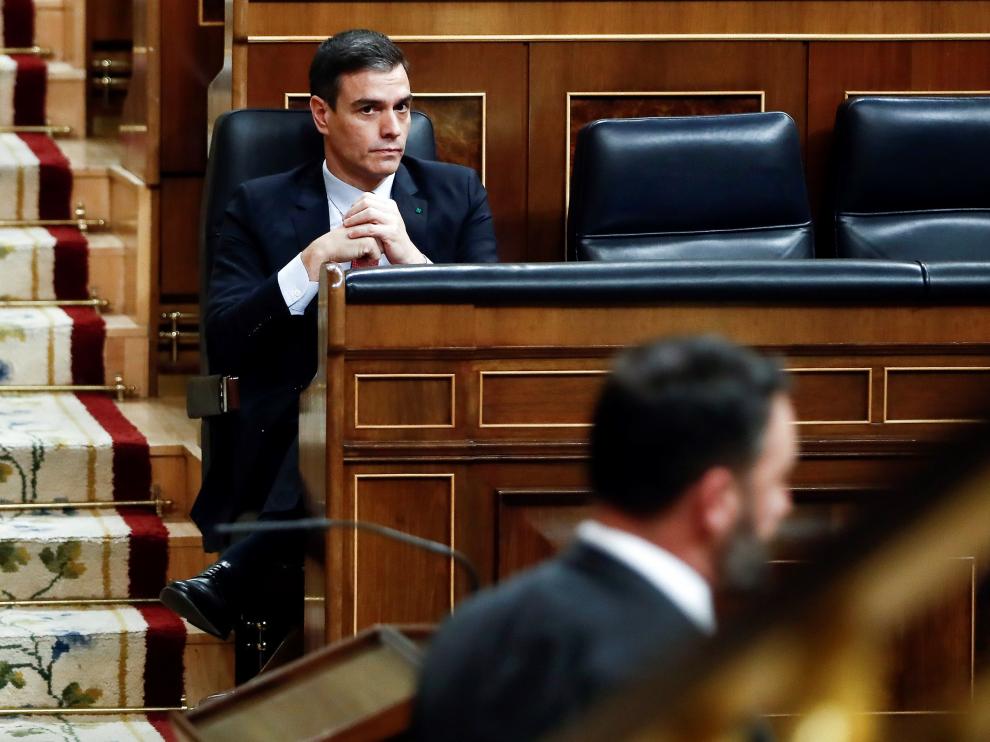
[
  {"x1": 290, "y1": 162, "x2": 332, "y2": 258},
  {"x1": 392, "y1": 162, "x2": 430, "y2": 258}
]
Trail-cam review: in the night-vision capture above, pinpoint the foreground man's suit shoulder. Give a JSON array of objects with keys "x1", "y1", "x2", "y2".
[{"x1": 413, "y1": 542, "x2": 705, "y2": 742}]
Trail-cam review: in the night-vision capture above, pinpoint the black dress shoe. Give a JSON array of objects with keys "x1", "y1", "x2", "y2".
[{"x1": 159, "y1": 560, "x2": 239, "y2": 640}]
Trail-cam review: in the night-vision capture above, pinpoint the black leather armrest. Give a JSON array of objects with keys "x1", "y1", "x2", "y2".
[{"x1": 344, "y1": 261, "x2": 927, "y2": 305}]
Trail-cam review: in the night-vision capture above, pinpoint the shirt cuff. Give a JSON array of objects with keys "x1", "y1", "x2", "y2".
[{"x1": 277, "y1": 254, "x2": 319, "y2": 316}]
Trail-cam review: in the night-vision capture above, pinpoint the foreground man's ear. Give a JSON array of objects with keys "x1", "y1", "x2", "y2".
[{"x1": 695, "y1": 466, "x2": 740, "y2": 540}]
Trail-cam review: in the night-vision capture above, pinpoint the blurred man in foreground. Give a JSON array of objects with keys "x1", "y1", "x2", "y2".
[{"x1": 414, "y1": 335, "x2": 797, "y2": 741}]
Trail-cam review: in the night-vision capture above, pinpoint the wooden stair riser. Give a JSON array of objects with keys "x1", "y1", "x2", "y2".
[
  {"x1": 34, "y1": 0, "x2": 86, "y2": 68},
  {"x1": 46, "y1": 65, "x2": 86, "y2": 137},
  {"x1": 151, "y1": 446, "x2": 202, "y2": 523},
  {"x1": 103, "y1": 321, "x2": 149, "y2": 396},
  {"x1": 87, "y1": 235, "x2": 126, "y2": 312},
  {"x1": 185, "y1": 636, "x2": 234, "y2": 708},
  {"x1": 72, "y1": 168, "x2": 110, "y2": 225}
]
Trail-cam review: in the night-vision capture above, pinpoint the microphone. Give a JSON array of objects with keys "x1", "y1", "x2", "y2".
[{"x1": 215, "y1": 517, "x2": 481, "y2": 594}]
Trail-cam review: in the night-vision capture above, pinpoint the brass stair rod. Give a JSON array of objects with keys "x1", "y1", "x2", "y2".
[
  {"x1": 0, "y1": 597, "x2": 162, "y2": 607},
  {"x1": 0, "y1": 374, "x2": 134, "y2": 401},
  {"x1": 0, "y1": 499, "x2": 173, "y2": 513},
  {"x1": 0, "y1": 706, "x2": 187, "y2": 716},
  {"x1": 0, "y1": 125, "x2": 72, "y2": 135},
  {"x1": 0, "y1": 485, "x2": 172, "y2": 515},
  {"x1": 0, "y1": 217, "x2": 106, "y2": 231},
  {"x1": 0, "y1": 46, "x2": 52, "y2": 57},
  {"x1": 0, "y1": 298, "x2": 110, "y2": 309}
]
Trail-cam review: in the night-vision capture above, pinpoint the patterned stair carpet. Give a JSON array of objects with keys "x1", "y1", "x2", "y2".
[
  {"x1": 1, "y1": 2, "x2": 189, "y2": 735},
  {"x1": 0, "y1": 713, "x2": 176, "y2": 741},
  {"x1": 1, "y1": 0, "x2": 44, "y2": 127},
  {"x1": 0, "y1": 605, "x2": 185, "y2": 709},
  {"x1": 1, "y1": 509, "x2": 168, "y2": 602}
]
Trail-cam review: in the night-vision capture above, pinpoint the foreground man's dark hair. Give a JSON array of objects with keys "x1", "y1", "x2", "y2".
[
  {"x1": 309, "y1": 29, "x2": 409, "y2": 108},
  {"x1": 590, "y1": 335, "x2": 787, "y2": 515}
]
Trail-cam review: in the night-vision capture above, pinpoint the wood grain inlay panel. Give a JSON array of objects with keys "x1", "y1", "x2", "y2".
[
  {"x1": 480, "y1": 370, "x2": 607, "y2": 427},
  {"x1": 885, "y1": 368, "x2": 990, "y2": 422},
  {"x1": 414, "y1": 94, "x2": 485, "y2": 179},
  {"x1": 354, "y1": 375, "x2": 455, "y2": 428},
  {"x1": 353, "y1": 474, "x2": 454, "y2": 631},
  {"x1": 788, "y1": 368, "x2": 871, "y2": 424}
]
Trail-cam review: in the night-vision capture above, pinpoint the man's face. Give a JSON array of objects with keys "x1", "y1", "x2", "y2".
[
  {"x1": 311, "y1": 64, "x2": 411, "y2": 191},
  {"x1": 719, "y1": 394, "x2": 797, "y2": 590}
]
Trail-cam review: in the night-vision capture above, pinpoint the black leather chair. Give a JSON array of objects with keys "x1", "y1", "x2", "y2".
[
  {"x1": 567, "y1": 112, "x2": 813, "y2": 261},
  {"x1": 833, "y1": 96, "x2": 990, "y2": 260}
]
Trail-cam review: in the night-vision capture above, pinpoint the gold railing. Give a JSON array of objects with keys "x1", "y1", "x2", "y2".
[
  {"x1": 0, "y1": 46, "x2": 52, "y2": 57},
  {"x1": 0, "y1": 124, "x2": 72, "y2": 136},
  {"x1": 0, "y1": 485, "x2": 172, "y2": 516},
  {"x1": 0, "y1": 297, "x2": 110, "y2": 310},
  {"x1": 0, "y1": 374, "x2": 135, "y2": 401},
  {"x1": 0, "y1": 204, "x2": 106, "y2": 232}
]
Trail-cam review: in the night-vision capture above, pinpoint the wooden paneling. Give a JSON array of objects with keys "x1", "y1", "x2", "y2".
[
  {"x1": 349, "y1": 473, "x2": 455, "y2": 632},
  {"x1": 242, "y1": 2, "x2": 990, "y2": 37},
  {"x1": 247, "y1": 42, "x2": 528, "y2": 261},
  {"x1": 300, "y1": 289, "x2": 990, "y2": 720},
  {"x1": 788, "y1": 368, "x2": 871, "y2": 424},
  {"x1": 159, "y1": 176, "x2": 205, "y2": 301},
  {"x1": 528, "y1": 42, "x2": 807, "y2": 260},
  {"x1": 496, "y1": 490, "x2": 590, "y2": 578},
  {"x1": 479, "y1": 370, "x2": 606, "y2": 428},
  {"x1": 161, "y1": 0, "x2": 224, "y2": 173},
  {"x1": 806, "y1": 41, "x2": 990, "y2": 254},
  {"x1": 354, "y1": 374, "x2": 455, "y2": 429},
  {"x1": 885, "y1": 368, "x2": 990, "y2": 423}
]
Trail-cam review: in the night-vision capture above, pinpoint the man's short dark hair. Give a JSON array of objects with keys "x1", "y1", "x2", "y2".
[
  {"x1": 309, "y1": 29, "x2": 409, "y2": 109},
  {"x1": 590, "y1": 335, "x2": 788, "y2": 516}
]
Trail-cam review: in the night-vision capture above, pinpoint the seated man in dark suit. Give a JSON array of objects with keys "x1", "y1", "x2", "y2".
[
  {"x1": 414, "y1": 335, "x2": 796, "y2": 741},
  {"x1": 160, "y1": 29, "x2": 498, "y2": 640}
]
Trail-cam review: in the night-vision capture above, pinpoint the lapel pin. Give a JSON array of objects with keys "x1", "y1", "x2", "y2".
[{"x1": 415, "y1": 207, "x2": 423, "y2": 214}]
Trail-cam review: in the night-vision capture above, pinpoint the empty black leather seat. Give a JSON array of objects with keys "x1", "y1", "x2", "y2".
[
  {"x1": 567, "y1": 113, "x2": 813, "y2": 261},
  {"x1": 833, "y1": 96, "x2": 990, "y2": 260}
]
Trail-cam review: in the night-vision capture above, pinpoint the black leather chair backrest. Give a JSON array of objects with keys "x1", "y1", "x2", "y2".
[
  {"x1": 198, "y1": 108, "x2": 436, "y2": 369},
  {"x1": 833, "y1": 96, "x2": 990, "y2": 260},
  {"x1": 567, "y1": 112, "x2": 813, "y2": 261}
]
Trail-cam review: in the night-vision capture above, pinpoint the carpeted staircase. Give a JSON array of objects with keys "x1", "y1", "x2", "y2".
[{"x1": 0, "y1": 1, "x2": 196, "y2": 737}]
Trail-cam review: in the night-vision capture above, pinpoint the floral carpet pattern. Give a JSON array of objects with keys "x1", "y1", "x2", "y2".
[
  {"x1": 0, "y1": 713, "x2": 173, "y2": 741},
  {"x1": 1, "y1": 2, "x2": 185, "y2": 734}
]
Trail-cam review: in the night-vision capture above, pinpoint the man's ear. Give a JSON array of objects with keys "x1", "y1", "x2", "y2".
[
  {"x1": 694, "y1": 466, "x2": 739, "y2": 540},
  {"x1": 310, "y1": 95, "x2": 331, "y2": 136}
]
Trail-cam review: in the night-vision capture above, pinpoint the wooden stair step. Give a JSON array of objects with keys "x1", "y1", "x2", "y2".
[
  {"x1": 35, "y1": 0, "x2": 85, "y2": 68},
  {"x1": 45, "y1": 61, "x2": 86, "y2": 137}
]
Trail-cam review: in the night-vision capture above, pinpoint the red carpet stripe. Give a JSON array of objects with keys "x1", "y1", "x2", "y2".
[
  {"x1": 147, "y1": 713, "x2": 180, "y2": 742},
  {"x1": 11, "y1": 54, "x2": 45, "y2": 125},
  {"x1": 49, "y1": 227, "x2": 89, "y2": 300},
  {"x1": 138, "y1": 605, "x2": 187, "y2": 708},
  {"x1": 63, "y1": 306, "x2": 105, "y2": 384},
  {"x1": 19, "y1": 133, "x2": 72, "y2": 218},
  {"x1": 118, "y1": 508, "x2": 170, "y2": 598},
  {"x1": 75, "y1": 393, "x2": 152, "y2": 502},
  {"x1": 2, "y1": 0, "x2": 34, "y2": 48}
]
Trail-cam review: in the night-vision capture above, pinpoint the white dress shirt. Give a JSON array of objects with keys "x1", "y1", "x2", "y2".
[
  {"x1": 576, "y1": 519, "x2": 716, "y2": 635},
  {"x1": 277, "y1": 161, "x2": 395, "y2": 315}
]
